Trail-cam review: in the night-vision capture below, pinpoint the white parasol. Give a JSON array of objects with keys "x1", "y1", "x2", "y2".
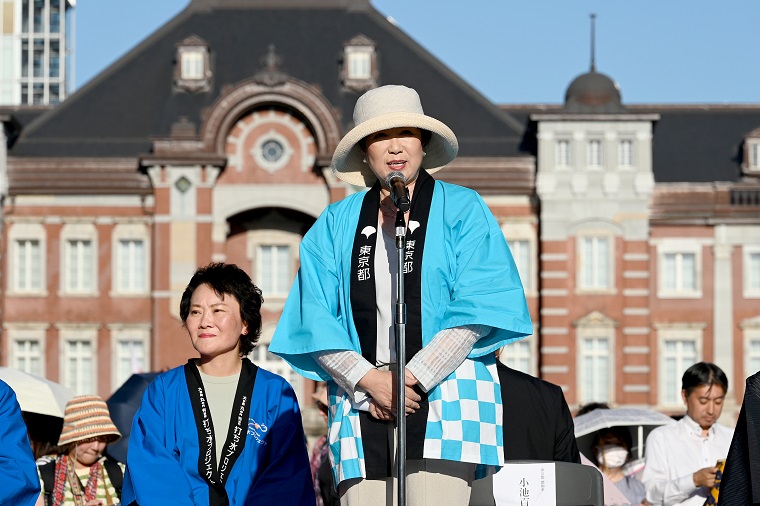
[{"x1": 0, "y1": 366, "x2": 74, "y2": 418}]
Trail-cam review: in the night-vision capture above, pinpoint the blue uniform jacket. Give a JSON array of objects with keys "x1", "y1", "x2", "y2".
[{"x1": 122, "y1": 365, "x2": 315, "y2": 505}]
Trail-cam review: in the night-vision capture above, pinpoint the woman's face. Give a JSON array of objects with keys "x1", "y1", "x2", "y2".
[
  {"x1": 73, "y1": 440, "x2": 106, "y2": 467},
  {"x1": 364, "y1": 127, "x2": 424, "y2": 188},
  {"x1": 185, "y1": 283, "x2": 247, "y2": 360}
]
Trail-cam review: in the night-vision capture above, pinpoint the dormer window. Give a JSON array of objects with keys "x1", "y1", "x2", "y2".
[
  {"x1": 743, "y1": 129, "x2": 760, "y2": 176},
  {"x1": 342, "y1": 35, "x2": 378, "y2": 92},
  {"x1": 750, "y1": 143, "x2": 760, "y2": 170},
  {"x1": 175, "y1": 35, "x2": 211, "y2": 93}
]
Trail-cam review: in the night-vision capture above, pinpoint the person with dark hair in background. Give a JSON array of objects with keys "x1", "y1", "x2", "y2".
[
  {"x1": 576, "y1": 402, "x2": 611, "y2": 417},
  {"x1": 591, "y1": 426, "x2": 646, "y2": 505},
  {"x1": 0, "y1": 378, "x2": 40, "y2": 506},
  {"x1": 496, "y1": 350, "x2": 580, "y2": 463},
  {"x1": 642, "y1": 362, "x2": 733, "y2": 506},
  {"x1": 469, "y1": 351, "x2": 581, "y2": 505},
  {"x1": 715, "y1": 370, "x2": 760, "y2": 506},
  {"x1": 122, "y1": 263, "x2": 315, "y2": 506}
]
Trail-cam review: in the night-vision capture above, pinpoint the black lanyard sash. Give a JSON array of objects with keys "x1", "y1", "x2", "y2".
[
  {"x1": 184, "y1": 358, "x2": 258, "y2": 506},
  {"x1": 348, "y1": 170, "x2": 434, "y2": 478}
]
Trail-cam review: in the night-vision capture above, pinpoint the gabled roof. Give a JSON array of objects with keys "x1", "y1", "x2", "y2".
[
  {"x1": 11, "y1": 0, "x2": 526, "y2": 160},
  {"x1": 500, "y1": 103, "x2": 760, "y2": 184}
]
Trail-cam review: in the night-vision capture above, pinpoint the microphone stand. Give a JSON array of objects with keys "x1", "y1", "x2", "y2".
[{"x1": 394, "y1": 208, "x2": 407, "y2": 506}]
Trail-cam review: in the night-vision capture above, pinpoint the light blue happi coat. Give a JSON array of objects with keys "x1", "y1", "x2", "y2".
[{"x1": 270, "y1": 180, "x2": 533, "y2": 484}]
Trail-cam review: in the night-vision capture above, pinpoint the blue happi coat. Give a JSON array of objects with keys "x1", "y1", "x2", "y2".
[
  {"x1": 122, "y1": 364, "x2": 314, "y2": 505},
  {"x1": 0, "y1": 379, "x2": 40, "y2": 506},
  {"x1": 269, "y1": 179, "x2": 533, "y2": 485}
]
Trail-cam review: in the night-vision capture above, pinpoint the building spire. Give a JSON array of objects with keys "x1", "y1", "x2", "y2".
[{"x1": 590, "y1": 13, "x2": 597, "y2": 72}]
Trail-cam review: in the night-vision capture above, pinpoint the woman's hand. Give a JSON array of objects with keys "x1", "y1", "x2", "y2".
[{"x1": 358, "y1": 369, "x2": 421, "y2": 418}]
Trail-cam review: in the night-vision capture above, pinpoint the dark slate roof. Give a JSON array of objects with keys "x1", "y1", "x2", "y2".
[
  {"x1": 11, "y1": 0, "x2": 526, "y2": 159},
  {"x1": 0, "y1": 106, "x2": 52, "y2": 147},
  {"x1": 632, "y1": 105, "x2": 760, "y2": 183},
  {"x1": 500, "y1": 103, "x2": 760, "y2": 184}
]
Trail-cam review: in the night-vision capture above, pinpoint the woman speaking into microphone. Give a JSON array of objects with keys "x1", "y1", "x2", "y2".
[{"x1": 270, "y1": 84, "x2": 532, "y2": 506}]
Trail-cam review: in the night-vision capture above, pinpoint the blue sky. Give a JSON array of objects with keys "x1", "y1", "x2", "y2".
[{"x1": 74, "y1": 0, "x2": 760, "y2": 105}]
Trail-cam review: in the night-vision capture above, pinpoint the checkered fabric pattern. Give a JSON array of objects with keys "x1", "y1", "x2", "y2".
[
  {"x1": 425, "y1": 356, "x2": 504, "y2": 480},
  {"x1": 327, "y1": 384, "x2": 366, "y2": 484},
  {"x1": 325, "y1": 355, "x2": 503, "y2": 485}
]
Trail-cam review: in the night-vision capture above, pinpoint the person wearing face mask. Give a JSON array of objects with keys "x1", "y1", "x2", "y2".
[
  {"x1": 591, "y1": 427, "x2": 646, "y2": 505},
  {"x1": 35, "y1": 395, "x2": 124, "y2": 506},
  {"x1": 641, "y1": 362, "x2": 734, "y2": 506}
]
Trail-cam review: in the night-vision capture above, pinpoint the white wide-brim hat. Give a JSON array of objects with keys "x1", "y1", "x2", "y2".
[{"x1": 331, "y1": 85, "x2": 459, "y2": 187}]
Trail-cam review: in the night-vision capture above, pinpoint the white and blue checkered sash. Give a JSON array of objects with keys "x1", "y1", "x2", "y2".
[{"x1": 326, "y1": 353, "x2": 504, "y2": 485}]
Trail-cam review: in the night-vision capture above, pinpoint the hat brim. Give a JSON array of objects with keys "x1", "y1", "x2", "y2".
[
  {"x1": 58, "y1": 427, "x2": 122, "y2": 447},
  {"x1": 331, "y1": 112, "x2": 458, "y2": 187}
]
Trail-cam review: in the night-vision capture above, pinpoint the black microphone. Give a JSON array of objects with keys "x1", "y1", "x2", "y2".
[{"x1": 385, "y1": 171, "x2": 410, "y2": 212}]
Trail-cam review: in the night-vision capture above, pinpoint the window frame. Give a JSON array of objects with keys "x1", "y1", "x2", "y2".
[
  {"x1": 7, "y1": 223, "x2": 47, "y2": 296},
  {"x1": 341, "y1": 34, "x2": 378, "y2": 92},
  {"x1": 247, "y1": 229, "x2": 300, "y2": 307},
  {"x1": 586, "y1": 138, "x2": 603, "y2": 168},
  {"x1": 174, "y1": 35, "x2": 211, "y2": 93},
  {"x1": 576, "y1": 233, "x2": 615, "y2": 293},
  {"x1": 6, "y1": 324, "x2": 48, "y2": 377},
  {"x1": 111, "y1": 223, "x2": 151, "y2": 296},
  {"x1": 60, "y1": 223, "x2": 98, "y2": 296},
  {"x1": 109, "y1": 324, "x2": 150, "y2": 390},
  {"x1": 655, "y1": 324, "x2": 703, "y2": 407},
  {"x1": 575, "y1": 317, "x2": 616, "y2": 405},
  {"x1": 555, "y1": 138, "x2": 572, "y2": 168},
  {"x1": 743, "y1": 245, "x2": 760, "y2": 299},
  {"x1": 502, "y1": 222, "x2": 538, "y2": 297},
  {"x1": 58, "y1": 324, "x2": 99, "y2": 395},
  {"x1": 656, "y1": 240, "x2": 703, "y2": 299},
  {"x1": 618, "y1": 138, "x2": 635, "y2": 168},
  {"x1": 497, "y1": 334, "x2": 535, "y2": 376},
  {"x1": 742, "y1": 317, "x2": 760, "y2": 382}
]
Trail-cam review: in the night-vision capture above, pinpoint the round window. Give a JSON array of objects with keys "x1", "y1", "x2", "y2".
[{"x1": 261, "y1": 140, "x2": 284, "y2": 163}]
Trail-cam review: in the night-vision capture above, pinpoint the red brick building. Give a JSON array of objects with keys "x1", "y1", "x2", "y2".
[{"x1": 1, "y1": 0, "x2": 759, "y2": 427}]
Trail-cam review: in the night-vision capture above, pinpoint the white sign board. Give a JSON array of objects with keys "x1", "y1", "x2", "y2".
[{"x1": 492, "y1": 462, "x2": 557, "y2": 506}]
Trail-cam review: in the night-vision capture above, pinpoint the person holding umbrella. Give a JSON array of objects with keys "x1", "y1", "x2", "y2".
[
  {"x1": 0, "y1": 378, "x2": 40, "y2": 506},
  {"x1": 269, "y1": 84, "x2": 532, "y2": 505},
  {"x1": 122, "y1": 263, "x2": 315, "y2": 505},
  {"x1": 35, "y1": 395, "x2": 124, "y2": 506},
  {"x1": 641, "y1": 362, "x2": 734, "y2": 506}
]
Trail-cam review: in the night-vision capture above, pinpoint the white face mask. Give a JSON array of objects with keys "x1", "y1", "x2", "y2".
[{"x1": 597, "y1": 444, "x2": 628, "y2": 469}]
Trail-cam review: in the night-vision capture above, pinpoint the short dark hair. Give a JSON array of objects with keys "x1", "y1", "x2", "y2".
[
  {"x1": 590, "y1": 426, "x2": 632, "y2": 466},
  {"x1": 682, "y1": 362, "x2": 728, "y2": 397},
  {"x1": 179, "y1": 263, "x2": 263, "y2": 357},
  {"x1": 576, "y1": 402, "x2": 610, "y2": 417}
]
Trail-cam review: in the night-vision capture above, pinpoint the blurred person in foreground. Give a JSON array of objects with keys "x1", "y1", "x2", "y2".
[
  {"x1": 122, "y1": 263, "x2": 314, "y2": 505},
  {"x1": 642, "y1": 362, "x2": 733, "y2": 506},
  {"x1": 714, "y1": 370, "x2": 760, "y2": 505},
  {"x1": 269, "y1": 84, "x2": 532, "y2": 505},
  {"x1": 35, "y1": 395, "x2": 123, "y2": 506},
  {"x1": 0, "y1": 378, "x2": 40, "y2": 505}
]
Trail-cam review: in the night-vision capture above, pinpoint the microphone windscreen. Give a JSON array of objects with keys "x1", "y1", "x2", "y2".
[{"x1": 385, "y1": 171, "x2": 406, "y2": 187}]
